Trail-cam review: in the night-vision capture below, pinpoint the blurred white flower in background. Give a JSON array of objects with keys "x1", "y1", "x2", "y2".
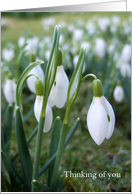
[
  {"x1": 81, "y1": 41, "x2": 91, "y2": 53},
  {"x1": 86, "y1": 21, "x2": 96, "y2": 35},
  {"x1": 73, "y1": 29, "x2": 84, "y2": 41},
  {"x1": 1, "y1": 18, "x2": 9, "y2": 28},
  {"x1": 18, "y1": 36, "x2": 26, "y2": 47},
  {"x1": 3, "y1": 78, "x2": 16, "y2": 104},
  {"x1": 113, "y1": 85, "x2": 124, "y2": 103},
  {"x1": 25, "y1": 37, "x2": 39, "y2": 54},
  {"x1": 98, "y1": 17, "x2": 110, "y2": 32},
  {"x1": 45, "y1": 50, "x2": 50, "y2": 61},
  {"x1": 41, "y1": 17, "x2": 56, "y2": 31},
  {"x1": 59, "y1": 34, "x2": 65, "y2": 45},
  {"x1": 121, "y1": 44, "x2": 131, "y2": 63},
  {"x1": 2, "y1": 48, "x2": 15, "y2": 61},
  {"x1": 120, "y1": 63, "x2": 131, "y2": 78},
  {"x1": 112, "y1": 15, "x2": 120, "y2": 25},
  {"x1": 94, "y1": 38, "x2": 106, "y2": 58}
]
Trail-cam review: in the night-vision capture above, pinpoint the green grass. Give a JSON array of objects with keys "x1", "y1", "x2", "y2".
[{"x1": 1, "y1": 12, "x2": 131, "y2": 192}]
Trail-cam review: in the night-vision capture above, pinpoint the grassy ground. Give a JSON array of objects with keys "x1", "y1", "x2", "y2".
[{"x1": 1, "y1": 12, "x2": 131, "y2": 192}]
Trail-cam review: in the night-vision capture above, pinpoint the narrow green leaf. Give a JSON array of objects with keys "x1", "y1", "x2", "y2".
[
  {"x1": 11, "y1": 124, "x2": 38, "y2": 162},
  {"x1": 54, "y1": 178, "x2": 64, "y2": 192},
  {"x1": 16, "y1": 60, "x2": 44, "y2": 108},
  {"x1": 1, "y1": 150, "x2": 14, "y2": 184},
  {"x1": 32, "y1": 180, "x2": 51, "y2": 192},
  {"x1": 38, "y1": 117, "x2": 80, "y2": 177},
  {"x1": 15, "y1": 106, "x2": 33, "y2": 191},
  {"x1": 3, "y1": 104, "x2": 13, "y2": 153},
  {"x1": 48, "y1": 116, "x2": 61, "y2": 186}
]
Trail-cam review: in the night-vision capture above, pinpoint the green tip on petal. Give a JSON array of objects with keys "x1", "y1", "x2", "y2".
[
  {"x1": 29, "y1": 52, "x2": 36, "y2": 63},
  {"x1": 8, "y1": 72, "x2": 13, "y2": 80},
  {"x1": 35, "y1": 79, "x2": 44, "y2": 96},
  {"x1": 92, "y1": 79, "x2": 103, "y2": 97},
  {"x1": 107, "y1": 114, "x2": 110, "y2": 122},
  {"x1": 58, "y1": 47, "x2": 62, "y2": 66}
]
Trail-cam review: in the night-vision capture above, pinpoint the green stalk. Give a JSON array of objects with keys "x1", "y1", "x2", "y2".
[
  {"x1": 50, "y1": 124, "x2": 67, "y2": 190},
  {"x1": 31, "y1": 117, "x2": 45, "y2": 192}
]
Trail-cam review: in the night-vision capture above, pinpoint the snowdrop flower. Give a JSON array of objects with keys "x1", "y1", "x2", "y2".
[
  {"x1": 73, "y1": 29, "x2": 83, "y2": 41},
  {"x1": 113, "y1": 85, "x2": 124, "y2": 103},
  {"x1": 86, "y1": 21, "x2": 96, "y2": 35},
  {"x1": 87, "y1": 79, "x2": 115, "y2": 145},
  {"x1": 18, "y1": 36, "x2": 26, "y2": 47},
  {"x1": 25, "y1": 37, "x2": 39, "y2": 54},
  {"x1": 81, "y1": 41, "x2": 91, "y2": 53},
  {"x1": 3, "y1": 73, "x2": 16, "y2": 104},
  {"x1": 121, "y1": 44, "x2": 131, "y2": 63},
  {"x1": 98, "y1": 17, "x2": 110, "y2": 32},
  {"x1": 34, "y1": 79, "x2": 53, "y2": 133},
  {"x1": 95, "y1": 38, "x2": 106, "y2": 58},
  {"x1": 27, "y1": 54, "x2": 45, "y2": 93},
  {"x1": 120, "y1": 63, "x2": 131, "y2": 78},
  {"x1": 2, "y1": 48, "x2": 14, "y2": 61},
  {"x1": 49, "y1": 48, "x2": 69, "y2": 108}
]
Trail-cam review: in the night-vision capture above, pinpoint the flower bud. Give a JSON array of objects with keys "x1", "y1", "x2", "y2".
[
  {"x1": 35, "y1": 79, "x2": 43, "y2": 96},
  {"x1": 92, "y1": 79, "x2": 103, "y2": 97}
]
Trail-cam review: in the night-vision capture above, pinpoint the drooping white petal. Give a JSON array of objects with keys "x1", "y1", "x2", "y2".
[
  {"x1": 100, "y1": 96, "x2": 115, "y2": 139},
  {"x1": 34, "y1": 96, "x2": 43, "y2": 122},
  {"x1": 49, "y1": 65, "x2": 69, "y2": 108},
  {"x1": 27, "y1": 64, "x2": 44, "y2": 93},
  {"x1": 3, "y1": 79, "x2": 16, "y2": 104},
  {"x1": 34, "y1": 96, "x2": 53, "y2": 133},
  {"x1": 87, "y1": 97, "x2": 108, "y2": 145},
  {"x1": 43, "y1": 103, "x2": 53, "y2": 133}
]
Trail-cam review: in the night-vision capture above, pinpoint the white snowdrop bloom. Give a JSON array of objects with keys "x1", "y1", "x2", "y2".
[
  {"x1": 86, "y1": 21, "x2": 96, "y2": 35},
  {"x1": 2, "y1": 48, "x2": 14, "y2": 61},
  {"x1": 120, "y1": 63, "x2": 131, "y2": 78},
  {"x1": 77, "y1": 19, "x2": 84, "y2": 26},
  {"x1": 87, "y1": 79, "x2": 115, "y2": 145},
  {"x1": 34, "y1": 96, "x2": 53, "y2": 133},
  {"x1": 108, "y1": 44, "x2": 115, "y2": 54},
  {"x1": 121, "y1": 44, "x2": 131, "y2": 63},
  {"x1": 45, "y1": 50, "x2": 50, "y2": 61},
  {"x1": 81, "y1": 41, "x2": 91, "y2": 53},
  {"x1": 73, "y1": 29, "x2": 83, "y2": 41},
  {"x1": 18, "y1": 36, "x2": 25, "y2": 47},
  {"x1": 27, "y1": 64, "x2": 44, "y2": 93},
  {"x1": 112, "y1": 15, "x2": 120, "y2": 25},
  {"x1": 68, "y1": 24, "x2": 75, "y2": 33},
  {"x1": 98, "y1": 17, "x2": 110, "y2": 32},
  {"x1": 49, "y1": 65, "x2": 69, "y2": 108},
  {"x1": 25, "y1": 37, "x2": 39, "y2": 54},
  {"x1": 3, "y1": 78, "x2": 16, "y2": 104},
  {"x1": 113, "y1": 86, "x2": 124, "y2": 103},
  {"x1": 95, "y1": 38, "x2": 106, "y2": 58},
  {"x1": 59, "y1": 34, "x2": 65, "y2": 45}
]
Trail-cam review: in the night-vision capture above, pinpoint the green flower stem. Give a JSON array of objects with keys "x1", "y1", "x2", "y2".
[
  {"x1": 49, "y1": 123, "x2": 67, "y2": 190},
  {"x1": 31, "y1": 117, "x2": 45, "y2": 192},
  {"x1": 81, "y1": 73, "x2": 97, "y2": 82}
]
